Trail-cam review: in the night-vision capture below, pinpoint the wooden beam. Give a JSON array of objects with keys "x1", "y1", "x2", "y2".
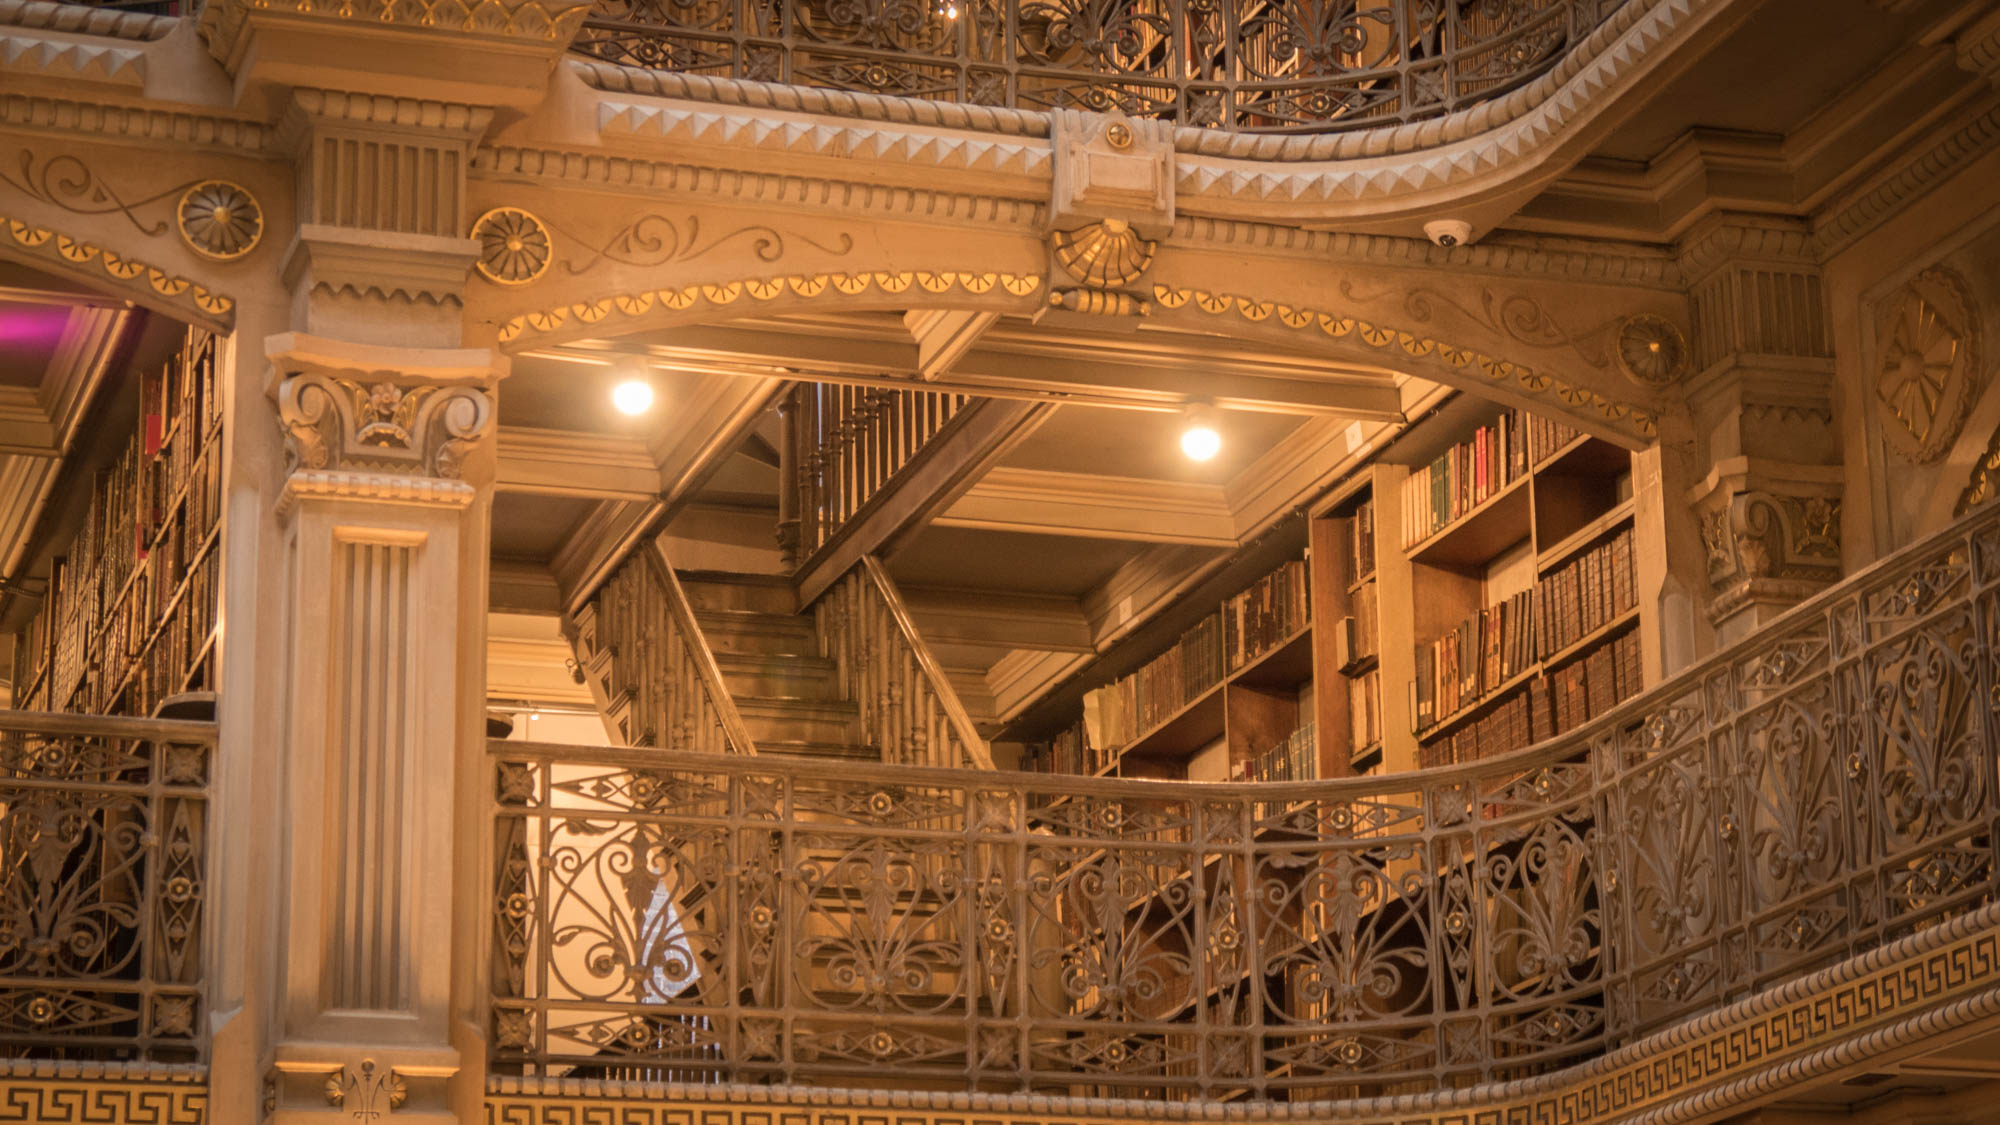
[
  {"x1": 532, "y1": 324, "x2": 1402, "y2": 418},
  {"x1": 935, "y1": 467, "x2": 1238, "y2": 546},
  {"x1": 900, "y1": 586, "x2": 1096, "y2": 653},
  {"x1": 904, "y1": 308, "x2": 1000, "y2": 380},
  {"x1": 0, "y1": 388, "x2": 55, "y2": 456},
  {"x1": 495, "y1": 426, "x2": 659, "y2": 501},
  {"x1": 794, "y1": 396, "x2": 1054, "y2": 606},
  {"x1": 489, "y1": 560, "x2": 564, "y2": 615}
]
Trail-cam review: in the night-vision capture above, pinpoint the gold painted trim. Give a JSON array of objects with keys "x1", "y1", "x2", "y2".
[
  {"x1": 174, "y1": 179, "x2": 262, "y2": 262},
  {"x1": 496, "y1": 270, "x2": 1042, "y2": 344},
  {"x1": 472, "y1": 206, "x2": 554, "y2": 287},
  {"x1": 0, "y1": 214, "x2": 233, "y2": 322}
]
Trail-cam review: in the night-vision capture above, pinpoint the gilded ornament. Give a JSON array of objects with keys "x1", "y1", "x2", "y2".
[
  {"x1": 1875, "y1": 267, "x2": 1979, "y2": 464},
  {"x1": 472, "y1": 207, "x2": 552, "y2": 285},
  {"x1": 1103, "y1": 122, "x2": 1134, "y2": 149},
  {"x1": 1051, "y1": 220, "x2": 1156, "y2": 288},
  {"x1": 1615, "y1": 314, "x2": 1689, "y2": 385},
  {"x1": 175, "y1": 180, "x2": 262, "y2": 261}
]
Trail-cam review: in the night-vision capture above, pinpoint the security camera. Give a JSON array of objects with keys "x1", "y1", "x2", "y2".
[{"x1": 1424, "y1": 219, "x2": 1474, "y2": 248}]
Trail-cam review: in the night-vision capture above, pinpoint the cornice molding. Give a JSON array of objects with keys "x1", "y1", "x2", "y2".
[
  {"x1": 1173, "y1": 218, "x2": 1685, "y2": 289},
  {"x1": 598, "y1": 99, "x2": 1053, "y2": 184},
  {"x1": 0, "y1": 0, "x2": 173, "y2": 43},
  {"x1": 286, "y1": 87, "x2": 495, "y2": 135},
  {"x1": 491, "y1": 902, "x2": 2000, "y2": 1125},
  {"x1": 1675, "y1": 212, "x2": 1817, "y2": 284},
  {"x1": 561, "y1": 0, "x2": 1743, "y2": 222},
  {"x1": 0, "y1": 91, "x2": 268, "y2": 151},
  {"x1": 475, "y1": 144, "x2": 1046, "y2": 230},
  {"x1": 1813, "y1": 100, "x2": 2000, "y2": 259},
  {"x1": 196, "y1": 0, "x2": 592, "y2": 71}
]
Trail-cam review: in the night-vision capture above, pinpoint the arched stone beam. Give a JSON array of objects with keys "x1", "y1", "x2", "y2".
[
  {"x1": 483, "y1": 267, "x2": 1682, "y2": 447},
  {"x1": 0, "y1": 141, "x2": 289, "y2": 331}
]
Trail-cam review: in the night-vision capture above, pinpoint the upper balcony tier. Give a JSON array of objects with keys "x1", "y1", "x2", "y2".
[{"x1": 568, "y1": 0, "x2": 1621, "y2": 135}]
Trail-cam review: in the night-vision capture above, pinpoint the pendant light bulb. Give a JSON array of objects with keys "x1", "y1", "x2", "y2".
[
  {"x1": 610, "y1": 357, "x2": 656, "y2": 417},
  {"x1": 1180, "y1": 402, "x2": 1222, "y2": 462}
]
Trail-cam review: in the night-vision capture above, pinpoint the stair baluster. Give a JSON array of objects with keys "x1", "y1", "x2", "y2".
[{"x1": 813, "y1": 556, "x2": 993, "y2": 770}]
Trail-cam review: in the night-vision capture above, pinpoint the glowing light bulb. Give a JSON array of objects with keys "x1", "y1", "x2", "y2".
[
  {"x1": 612, "y1": 379, "x2": 656, "y2": 416},
  {"x1": 1180, "y1": 403, "x2": 1221, "y2": 462}
]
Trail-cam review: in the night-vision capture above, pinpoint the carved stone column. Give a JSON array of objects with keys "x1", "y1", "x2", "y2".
[
  {"x1": 262, "y1": 335, "x2": 503, "y2": 1124},
  {"x1": 1676, "y1": 214, "x2": 1843, "y2": 643}
]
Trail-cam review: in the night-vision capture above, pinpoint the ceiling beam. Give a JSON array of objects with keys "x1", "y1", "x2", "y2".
[
  {"x1": 900, "y1": 586, "x2": 1096, "y2": 653},
  {"x1": 532, "y1": 321, "x2": 1404, "y2": 418},
  {"x1": 935, "y1": 467, "x2": 1238, "y2": 546},
  {"x1": 0, "y1": 388, "x2": 56, "y2": 456},
  {"x1": 496, "y1": 426, "x2": 659, "y2": 501},
  {"x1": 904, "y1": 308, "x2": 1000, "y2": 380}
]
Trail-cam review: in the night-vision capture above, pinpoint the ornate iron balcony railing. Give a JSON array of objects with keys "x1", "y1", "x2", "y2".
[
  {"x1": 489, "y1": 499, "x2": 2000, "y2": 1097},
  {"x1": 569, "y1": 0, "x2": 1623, "y2": 134},
  {"x1": 0, "y1": 710, "x2": 213, "y2": 1062}
]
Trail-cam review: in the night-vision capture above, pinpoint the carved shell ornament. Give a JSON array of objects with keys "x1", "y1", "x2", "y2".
[
  {"x1": 1052, "y1": 219, "x2": 1156, "y2": 289},
  {"x1": 1875, "y1": 267, "x2": 1979, "y2": 464},
  {"x1": 1615, "y1": 314, "x2": 1689, "y2": 385},
  {"x1": 175, "y1": 180, "x2": 262, "y2": 261},
  {"x1": 472, "y1": 206, "x2": 552, "y2": 285}
]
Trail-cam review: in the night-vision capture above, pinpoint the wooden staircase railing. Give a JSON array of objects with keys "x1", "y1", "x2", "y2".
[
  {"x1": 812, "y1": 555, "x2": 993, "y2": 770},
  {"x1": 783, "y1": 383, "x2": 971, "y2": 567},
  {"x1": 565, "y1": 540, "x2": 759, "y2": 755}
]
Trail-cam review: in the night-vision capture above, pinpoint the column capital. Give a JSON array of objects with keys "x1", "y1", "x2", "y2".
[
  {"x1": 267, "y1": 333, "x2": 505, "y2": 512},
  {"x1": 1689, "y1": 457, "x2": 1844, "y2": 633}
]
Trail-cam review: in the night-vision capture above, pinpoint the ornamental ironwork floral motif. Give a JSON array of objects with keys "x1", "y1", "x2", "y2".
[
  {"x1": 571, "y1": 0, "x2": 1616, "y2": 133},
  {"x1": 489, "y1": 500, "x2": 2000, "y2": 1096},
  {"x1": 175, "y1": 180, "x2": 262, "y2": 262},
  {"x1": 0, "y1": 715, "x2": 211, "y2": 1062},
  {"x1": 1874, "y1": 267, "x2": 1980, "y2": 464}
]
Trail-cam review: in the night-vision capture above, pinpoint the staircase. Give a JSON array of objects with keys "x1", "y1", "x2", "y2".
[
  {"x1": 677, "y1": 574, "x2": 872, "y2": 762},
  {"x1": 567, "y1": 544, "x2": 990, "y2": 767}
]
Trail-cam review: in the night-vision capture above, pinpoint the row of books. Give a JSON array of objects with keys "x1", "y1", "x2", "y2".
[
  {"x1": 1223, "y1": 559, "x2": 1309, "y2": 672},
  {"x1": 1239, "y1": 724, "x2": 1317, "y2": 782},
  {"x1": 1410, "y1": 527, "x2": 1637, "y2": 734},
  {"x1": 1337, "y1": 581, "x2": 1380, "y2": 668},
  {"x1": 1410, "y1": 588, "x2": 1540, "y2": 732},
  {"x1": 1082, "y1": 610, "x2": 1224, "y2": 753},
  {"x1": 1538, "y1": 529, "x2": 1636, "y2": 657},
  {"x1": 1402, "y1": 409, "x2": 1532, "y2": 546},
  {"x1": 1024, "y1": 720, "x2": 1106, "y2": 776},
  {"x1": 1524, "y1": 414, "x2": 1584, "y2": 469},
  {"x1": 1347, "y1": 669, "x2": 1381, "y2": 757},
  {"x1": 13, "y1": 329, "x2": 223, "y2": 716},
  {"x1": 1340, "y1": 498, "x2": 1376, "y2": 583},
  {"x1": 1419, "y1": 631, "x2": 1642, "y2": 768}
]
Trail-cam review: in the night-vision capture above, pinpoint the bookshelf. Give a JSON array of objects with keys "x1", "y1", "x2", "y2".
[
  {"x1": 1027, "y1": 554, "x2": 1315, "y2": 781},
  {"x1": 9, "y1": 326, "x2": 224, "y2": 718},
  {"x1": 1400, "y1": 410, "x2": 1641, "y2": 769}
]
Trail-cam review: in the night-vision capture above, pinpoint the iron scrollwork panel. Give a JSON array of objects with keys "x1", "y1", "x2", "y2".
[{"x1": 0, "y1": 725, "x2": 210, "y2": 1062}]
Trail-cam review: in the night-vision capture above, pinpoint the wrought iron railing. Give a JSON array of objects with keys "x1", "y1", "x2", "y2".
[
  {"x1": 490, "y1": 500, "x2": 2000, "y2": 1097},
  {"x1": 570, "y1": 0, "x2": 1622, "y2": 134},
  {"x1": 813, "y1": 556, "x2": 994, "y2": 769},
  {"x1": 566, "y1": 540, "x2": 760, "y2": 754},
  {"x1": 786, "y1": 383, "x2": 971, "y2": 567},
  {"x1": 0, "y1": 710, "x2": 213, "y2": 1062}
]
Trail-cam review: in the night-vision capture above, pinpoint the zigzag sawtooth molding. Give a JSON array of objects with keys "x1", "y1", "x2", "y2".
[
  {"x1": 489, "y1": 903, "x2": 2000, "y2": 1125},
  {"x1": 475, "y1": 146, "x2": 1046, "y2": 229},
  {"x1": 0, "y1": 31, "x2": 144, "y2": 87},
  {"x1": 0, "y1": 0, "x2": 173, "y2": 41},
  {"x1": 1173, "y1": 0, "x2": 1711, "y2": 205},
  {"x1": 0, "y1": 1058, "x2": 207, "y2": 1124},
  {"x1": 568, "y1": 0, "x2": 1721, "y2": 210},
  {"x1": 495, "y1": 271, "x2": 1043, "y2": 345},
  {"x1": 599, "y1": 101, "x2": 1054, "y2": 182},
  {"x1": 0, "y1": 213, "x2": 234, "y2": 324}
]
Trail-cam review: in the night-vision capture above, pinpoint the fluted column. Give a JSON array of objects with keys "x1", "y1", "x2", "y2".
[{"x1": 261, "y1": 336, "x2": 502, "y2": 1123}]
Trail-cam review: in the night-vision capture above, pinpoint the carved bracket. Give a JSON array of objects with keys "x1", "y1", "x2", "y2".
[{"x1": 1049, "y1": 109, "x2": 1174, "y2": 235}]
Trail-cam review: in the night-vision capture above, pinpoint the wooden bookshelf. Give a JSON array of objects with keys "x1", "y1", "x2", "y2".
[
  {"x1": 10, "y1": 326, "x2": 224, "y2": 718},
  {"x1": 1399, "y1": 407, "x2": 1642, "y2": 768}
]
